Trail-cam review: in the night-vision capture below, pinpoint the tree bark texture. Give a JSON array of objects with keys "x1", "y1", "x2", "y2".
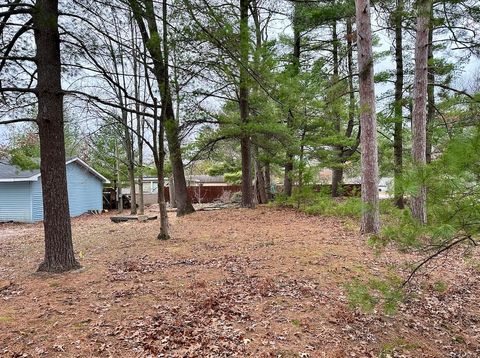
[
  {"x1": 254, "y1": 146, "x2": 267, "y2": 204},
  {"x1": 115, "y1": 138, "x2": 123, "y2": 212},
  {"x1": 331, "y1": 19, "x2": 343, "y2": 197},
  {"x1": 411, "y1": 0, "x2": 432, "y2": 225},
  {"x1": 355, "y1": 0, "x2": 380, "y2": 234},
  {"x1": 240, "y1": 0, "x2": 254, "y2": 208},
  {"x1": 153, "y1": 97, "x2": 170, "y2": 240},
  {"x1": 130, "y1": 0, "x2": 194, "y2": 216},
  {"x1": 426, "y1": 12, "x2": 435, "y2": 164},
  {"x1": 34, "y1": 0, "x2": 80, "y2": 272},
  {"x1": 168, "y1": 175, "x2": 176, "y2": 208},
  {"x1": 284, "y1": 3, "x2": 301, "y2": 197},
  {"x1": 133, "y1": 30, "x2": 145, "y2": 216},
  {"x1": 393, "y1": 0, "x2": 405, "y2": 209},
  {"x1": 123, "y1": 109, "x2": 137, "y2": 215},
  {"x1": 264, "y1": 162, "x2": 272, "y2": 201},
  {"x1": 157, "y1": 118, "x2": 170, "y2": 240}
]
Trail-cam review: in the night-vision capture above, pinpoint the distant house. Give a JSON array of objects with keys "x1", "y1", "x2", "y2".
[{"x1": 0, "y1": 157, "x2": 109, "y2": 223}]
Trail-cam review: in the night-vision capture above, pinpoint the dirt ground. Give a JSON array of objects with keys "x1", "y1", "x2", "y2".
[{"x1": 0, "y1": 207, "x2": 479, "y2": 357}]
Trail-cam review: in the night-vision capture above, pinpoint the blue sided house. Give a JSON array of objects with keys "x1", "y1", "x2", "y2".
[{"x1": 0, "y1": 157, "x2": 109, "y2": 223}]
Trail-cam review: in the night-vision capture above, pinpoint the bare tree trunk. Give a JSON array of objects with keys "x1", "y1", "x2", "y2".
[
  {"x1": 168, "y1": 175, "x2": 176, "y2": 208},
  {"x1": 115, "y1": 138, "x2": 123, "y2": 212},
  {"x1": 132, "y1": 23, "x2": 144, "y2": 215},
  {"x1": 241, "y1": 138, "x2": 253, "y2": 207},
  {"x1": 426, "y1": 12, "x2": 435, "y2": 164},
  {"x1": 346, "y1": 17, "x2": 357, "y2": 144},
  {"x1": 157, "y1": 102, "x2": 170, "y2": 240},
  {"x1": 298, "y1": 128, "x2": 306, "y2": 189},
  {"x1": 331, "y1": 19, "x2": 343, "y2": 197},
  {"x1": 411, "y1": 0, "x2": 431, "y2": 225},
  {"x1": 393, "y1": 0, "x2": 405, "y2": 209},
  {"x1": 332, "y1": 17, "x2": 360, "y2": 197},
  {"x1": 35, "y1": 0, "x2": 80, "y2": 273},
  {"x1": 240, "y1": 0, "x2": 254, "y2": 208},
  {"x1": 265, "y1": 161, "x2": 272, "y2": 201},
  {"x1": 130, "y1": 0, "x2": 194, "y2": 216},
  {"x1": 284, "y1": 3, "x2": 301, "y2": 197},
  {"x1": 356, "y1": 0, "x2": 380, "y2": 234},
  {"x1": 153, "y1": 98, "x2": 170, "y2": 240},
  {"x1": 332, "y1": 168, "x2": 344, "y2": 197},
  {"x1": 106, "y1": 24, "x2": 135, "y2": 215},
  {"x1": 336, "y1": 17, "x2": 360, "y2": 198},
  {"x1": 254, "y1": 146, "x2": 267, "y2": 204},
  {"x1": 284, "y1": 155, "x2": 293, "y2": 196},
  {"x1": 251, "y1": 0, "x2": 267, "y2": 205},
  {"x1": 137, "y1": 121, "x2": 144, "y2": 215},
  {"x1": 123, "y1": 109, "x2": 137, "y2": 215}
]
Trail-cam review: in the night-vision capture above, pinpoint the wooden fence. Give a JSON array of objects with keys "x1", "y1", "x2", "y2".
[{"x1": 163, "y1": 185, "x2": 242, "y2": 204}]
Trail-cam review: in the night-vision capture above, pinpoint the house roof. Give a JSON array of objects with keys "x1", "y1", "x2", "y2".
[
  {"x1": 0, "y1": 158, "x2": 40, "y2": 181},
  {"x1": 0, "y1": 157, "x2": 109, "y2": 183}
]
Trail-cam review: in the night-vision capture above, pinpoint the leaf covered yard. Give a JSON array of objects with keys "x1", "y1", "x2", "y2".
[{"x1": 1, "y1": 208, "x2": 479, "y2": 357}]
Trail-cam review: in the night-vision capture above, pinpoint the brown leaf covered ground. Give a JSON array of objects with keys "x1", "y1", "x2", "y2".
[{"x1": 0, "y1": 207, "x2": 479, "y2": 357}]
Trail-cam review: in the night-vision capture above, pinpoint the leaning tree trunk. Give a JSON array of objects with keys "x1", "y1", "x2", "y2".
[
  {"x1": 162, "y1": 0, "x2": 193, "y2": 216},
  {"x1": 239, "y1": 0, "x2": 254, "y2": 208},
  {"x1": 356, "y1": 0, "x2": 380, "y2": 234},
  {"x1": 130, "y1": 0, "x2": 194, "y2": 217},
  {"x1": 34, "y1": 0, "x2": 80, "y2": 272},
  {"x1": 411, "y1": 0, "x2": 432, "y2": 225},
  {"x1": 164, "y1": 101, "x2": 194, "y2": 215},
  {"x1": 393, "y1": 0, "x2": 405, "y2": 209}
]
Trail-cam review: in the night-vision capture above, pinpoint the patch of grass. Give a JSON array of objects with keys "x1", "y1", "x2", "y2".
[
  {"x1": 432, "y1": 280, "x2": 448, "y2": 293},
  {"x1": 345, "y1": 280, "x2": 378, "y2": 313},
  {"x1": 345, "y1": 274, "x2": 404, "y2": 315},
  {"x1": 290, "y1": 319, "x2": 301, "y2": 327},
  {"x1": 72, "y1": 320, "x2": 91, "y2": 330},
  {"x1": 275, "y1": 190, "x2": 405, "y2": 222},
  {"x1": 380, "y1": 338, "x2": 420, "y2": 357},
  {"x1": 303, "y1": 197, "x2": 363, "y2": 218},
  {"x1": 465, "y1": 258, "x2": 480, "y2": 271},
  {"x1": 0, "y1": 316, "x2": 13, "y2": 323},
  {"x1": 272, "y1": 350, "x2": 298, "y2": 358}
]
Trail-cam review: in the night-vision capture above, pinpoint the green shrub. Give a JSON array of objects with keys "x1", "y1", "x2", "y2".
[
  {"x1": 274, "y1": 189, "x2": 365, "y2": 218},
  {"x1": 224, "y1": 171, "x2": 242, "y2": 184},
  {"x1": 345, "y1": 274, "x2": 403, "y2": 315}
]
